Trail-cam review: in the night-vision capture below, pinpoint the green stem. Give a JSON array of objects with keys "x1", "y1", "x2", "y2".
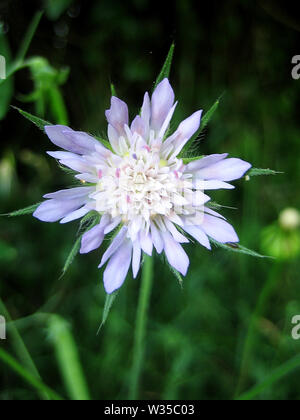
[
  {"x1": 235, "y1": 263, "x2": 282, "y2": 397},
  {"x1": 129, "y1": 255, "x2": 154, "y2": 400}
]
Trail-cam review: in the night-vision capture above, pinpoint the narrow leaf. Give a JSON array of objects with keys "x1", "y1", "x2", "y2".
[
  {"x1": 154, "y1": 43, "x2": 175, "y2": 89},
  {"x1": 62, "y1": 213, "x2": 100, "y2": 276},
  {"x1": 236, "y1": 354, "x2": 300, "y2": 400},
  {"x1": 15, "y1": 11, "x2": 43, "y2": 64},
  {"x1": 0, "y1": 348, "x2": 63, "y2": 400},
  {"x1": 181, "y1": 96, "x2": 222, "y2": 156},
  {"x1": 211, "y1": 238, "x2": 270, "y2": 259},
  {"x1": 2, "y1": 203, "x2": 41, "y2": 217},
  {"x1": 98, "y1": 292, "x2": 118, "y2": 333},
  {"x1": 247, "y1": 168, "x2": 282, "y2": 177},
  {"x1": 12, "y1": 106, "x2": 51, "y2": 131}
]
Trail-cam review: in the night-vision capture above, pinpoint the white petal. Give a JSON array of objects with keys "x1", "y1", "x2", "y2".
[
  {"x1": 151, "y1": 222, "x2": 164, "y2": 254},
  {"x1": 139, "y1": 231, "x2": 153, "y2": 256},
  {"x1": 194, "y1": 158, "x2": 252, "y2": 182},
  {"x1": 105, "y1": 97, "x2": 129, "y2": 137},
  {"x1": 132, "y1": 241, "x2": 142, "y2": 278}
]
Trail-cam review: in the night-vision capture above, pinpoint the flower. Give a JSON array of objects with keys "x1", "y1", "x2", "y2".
[{"x1": 33, "y1": 78, "x2": 251, "y2": 294}]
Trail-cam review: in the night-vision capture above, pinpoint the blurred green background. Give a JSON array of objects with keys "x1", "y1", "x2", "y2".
[{"x1": 1, "y1": 0, "x2": 300, "y2": 400}]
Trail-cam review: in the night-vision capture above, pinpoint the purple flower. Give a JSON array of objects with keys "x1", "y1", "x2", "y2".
[{"x1": 33, "y1": 78, "x2": 251, "y2": 294}]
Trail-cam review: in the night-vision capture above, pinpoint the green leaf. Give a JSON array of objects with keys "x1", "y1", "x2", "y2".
[
  {"x1": 154, "y1": 43, "x2": 175, "y2": 89},
  {"x1": 247, "y1": 168, "x2": 282, "y2": 177},
  {"x1": 62, "y1": 236, "x2": 82, "y2": 276},
  {"x1": 62, "y1": 212, "x2": 100, "y2": 276},
  {"x1": 181, "y1": 96, "x2": 222, "y2": 156},
  {"x1": 110, "y1": 83, "x2": 117, "y2": 97},
  {"x1": 12, "y1": 106, "x2": 51, "y2": 131},
  {"x1": 0, "y1": 348, "x2": 63, "y2": 400},
  {"x1": 48, "y1": 315, "x2": 91, "y2": 401},
  {"x1": 211, "y1": 238, "x2": 270, "y2": 259},
  {"x1": 98, "y1": 292, "x2": 119, "y2": 332},
  {"x1": 1, "y1": 203, "x2": 41, "y2": 217}
]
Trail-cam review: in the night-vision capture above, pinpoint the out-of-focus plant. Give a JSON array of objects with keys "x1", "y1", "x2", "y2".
[
  {"x1": 18, "y1": 57, "x2": 69, "y2": 125},
  {"x1": 261, "y1": 208, "x2": 300, "y2": 260}
]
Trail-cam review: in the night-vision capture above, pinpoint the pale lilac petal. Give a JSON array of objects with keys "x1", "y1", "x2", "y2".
[
  {"x1": 103, "y1": 240, "x2": 132, "y2": 294},
  {"x1": 99, "y1": 227, "x2": 127, "y2": 268},
  {"x1": 141, "y1": 92, "x2": 151, "y2": 130},
  {"x1": 139, "y1": 231, "x2": 153, "y2": 256},
  {"x1": 186, "y1": 154, "x2": 228, "y2": 172},
  {"x1": 162, "y1": 231, "x2": 189, "y2": 276},
  {"x1": 44, "y1": 187, "x2": 94, "y2": 200},
  {"x1": 60, "y1": 206, "x2": 90, "y2": 224},
  {"x1": 131, "y1": 116, "x2": 146, "y2": 138},
  {"x1": 108, "y1": 124, "x2": 122, "y2": 154},
  {"x1": 132, "y1": 241, "x2": 142, "y2": 278},
  {"x1": 200, "y1": 214, "x2": 239, "y2": 243},
  {"x1": 183, "y1": 225, "x2": 211, "y2": 250},
  {"x1": 80, "y1": 215, "x2": 111, "y2": 254},
  {"x1": 194, "y1": 158, "x2": 252, "y2": 182},
  {"x1": 33, "y1": 198, "x2": 85, "y2": 223},
  {"x1": 105, "y1": 97, "x2": 129, "y2": 137},
  {"x1": 59, "y1": 157, "x2": 93, "y2": 174},
  {"x1": 163, "y1": 111, "x2": 202, "y2": 157},
  {"x1": 150, "y1": 222, "x2": 164, "y2": 254},
  {"x1": 104, "y1": 217, "x2": 122, "y2": 235},
  {"x1": 151, "y1": 79, "x2": 175, "y2": 132},
  {"x1": 45, "y1": 126, "x2": 99, "y2": 155}
]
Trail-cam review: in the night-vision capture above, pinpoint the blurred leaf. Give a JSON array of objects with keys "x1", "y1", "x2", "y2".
[
  {"x1": 45, "y1": 0, "x2": 73, "y2": 20},
  {"x1": 0, "y1": 23, "x2": 14, "y2": 119},
  {"x1": 2, "y1": 203, "x2": 40, "y2": 217},
  {"x1": 154, "y1": 43, "x2": 175, "y2": 89},
  {"x1": 237, "y1": 354, "x2": 300, "y2": 400},
  {"x1": 248, "y1": 168, "x2": 282, "y2": 177},
  {"x1": 110, "y1": 83, "x2": 117, "y2": 97},
  {"x1": 0, "y1": 12, "x2": 43, "y2": 86},
  {"x1": 12, "y1": 106, "x2": 51, "y2": 130},
  {"x1": 15, "y1": 11, "x2": 43, "y2": 65},
  {"x1": 0, "y1": 348, "x2": 63, "y2": 400},
  {"x1": 98, "y1": 292, "x2": 119, "y2": 332},
  {"x1": 211, "y1": 239, "x2": 269, "y2": 258},
  {"x1": 48, "y1": 315, "x2": 90, "y2": 401},
  {"x1": 0, "y1": 239, "x2": 17, "y2": 262}
]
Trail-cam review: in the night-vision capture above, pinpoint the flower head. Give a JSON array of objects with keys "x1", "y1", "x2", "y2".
[{"x1": 33, "y1": 79, "x2": 251, "y2": 293}]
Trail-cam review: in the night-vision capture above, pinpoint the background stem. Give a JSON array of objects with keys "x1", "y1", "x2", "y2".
[{"x1": 129, "y1": 255, "x2": 154, "y2": 400}]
